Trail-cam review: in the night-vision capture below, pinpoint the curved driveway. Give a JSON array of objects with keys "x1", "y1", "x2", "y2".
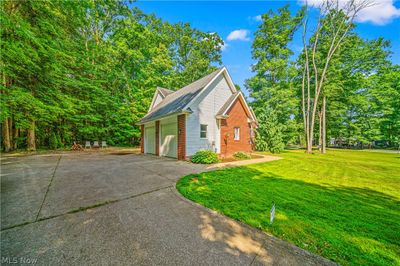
[{"x1": 1, "y1": 152, "x2": 334, "y2": 265}]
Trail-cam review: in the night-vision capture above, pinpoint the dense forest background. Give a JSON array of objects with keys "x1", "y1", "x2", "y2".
[
  {"x1": 1, "y1": 0, "x2": 399, "y2": 152},
  {"x1": 1, "y1": 0, "x2": 223, "y2": 151}
]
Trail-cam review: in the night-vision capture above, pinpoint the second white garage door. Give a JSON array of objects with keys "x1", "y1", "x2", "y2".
[
  {"x1": 144, "y1": 126, "x2": 155, "y2": 154},
  {"x1": 160, "y1": 123, "x2": 177, "y2": 158}
]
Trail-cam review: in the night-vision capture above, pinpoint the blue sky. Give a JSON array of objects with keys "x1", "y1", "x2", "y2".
[{"x1": 134, "y1": 1, "x2": 400, "y2": 96}]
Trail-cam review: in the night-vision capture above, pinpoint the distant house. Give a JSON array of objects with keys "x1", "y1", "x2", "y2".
[{"x1": 138, "y1": 67, "x2": 257, "y2": 160}]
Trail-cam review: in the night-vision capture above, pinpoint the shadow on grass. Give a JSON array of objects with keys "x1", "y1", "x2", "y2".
[{"x1": 177, "y1": 167, "x2": 400, "y2": 265}]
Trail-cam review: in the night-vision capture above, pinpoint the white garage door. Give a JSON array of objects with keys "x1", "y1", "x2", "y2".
[
  {"x1": 160, "y1": 123, "x2": 177, "y2": 158},
  {"x1": 144, "y1": 126, "x2": 155, "y2": 154}
]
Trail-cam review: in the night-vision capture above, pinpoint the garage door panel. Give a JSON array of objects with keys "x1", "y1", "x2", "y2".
[
  {"x1": 145, "y1": 126, "x2": 155, "y2": 154},
  {"x1": 161, "y1": 123, "x2": 177, "y2": 158}
]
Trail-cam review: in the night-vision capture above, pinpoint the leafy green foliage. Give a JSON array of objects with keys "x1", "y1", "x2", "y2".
[
  {"x1": 248, "y1": 4, "x2": 398, "y2": 150},
  {"x1": 191, "y1": 150, "x2": 219, "y2": 164},
  {"x1": 255, "y1": 107, "x2": 285, "y2": 153},
  {"x1": 246, "y1": 5, "x2": 304, "y2": 146},
  {"x1": 177, "y1": 149, "x2": 400, "y2": 265},
  {"x1": 233, "y1": 151, "x2": 251, "y2": 159},
  {"x1": 1, "y1": 1, "x2": 222, "y2": 150},
  {"x1": 49, "y1": 132, "x2": 62, "y2": 150}
]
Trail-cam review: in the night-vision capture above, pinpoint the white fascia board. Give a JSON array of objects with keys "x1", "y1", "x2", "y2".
[
  {"x1": 148, "y1": 88, "x2": 162, "y2": 112},
  {"x1": 221, "y1": 92, "x2": 257, "y2": 122},
  {"x1": 222, "y1": 67, "x2": 238, "y2": 94}
]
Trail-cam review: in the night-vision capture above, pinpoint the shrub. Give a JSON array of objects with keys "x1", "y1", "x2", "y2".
[
  {"x1": 233, "y1": 151, "x2": 251, "y2": 159},
  {"x1": 49, "y1": 132, "x2": 59, "y2": 150},
  {"x1": 191, "y1": 150, "x2": 219, "y2": 164}
]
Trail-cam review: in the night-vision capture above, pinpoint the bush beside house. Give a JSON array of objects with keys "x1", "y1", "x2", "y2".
[{"x1": 191, "y1": 150, "x2": 219, "y2": 164}]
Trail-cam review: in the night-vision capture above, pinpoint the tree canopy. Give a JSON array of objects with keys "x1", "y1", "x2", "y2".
[
  {"x1": 247, "y1": 1, "x2": 399, "y2": 153},
  {"x1": 1, "y1": 0, "x2": 223, "y2": 151}
]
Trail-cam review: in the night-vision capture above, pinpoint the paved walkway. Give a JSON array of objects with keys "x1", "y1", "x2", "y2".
[
  {"x1": 207, "y1": 154, "x2": 282, "y2": 169},
  {"x1": 1, "y1": 152, "x2": 335, "y2": 265}
]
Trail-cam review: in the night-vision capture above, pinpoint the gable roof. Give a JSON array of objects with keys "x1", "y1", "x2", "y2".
[
  {"x1": 216, "y1": 91, "x2": 240, "y2": 117},
  {"x1": 158, "y1": 87, "x2": 174, "y2": 98},
  {"x1": 216, "y1": 91, "x2": 257, "y2": 122},
  {"x1": 148, "y1": 87, "x2": 175, "y2": 112},
  {"x1": 140, "y1": 68, "x2": 227, "y2": 123}
]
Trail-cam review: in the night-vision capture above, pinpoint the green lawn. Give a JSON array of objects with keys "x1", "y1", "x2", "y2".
[{"x1": 177, "y1": 149, "x2": 400, "y2": 265}]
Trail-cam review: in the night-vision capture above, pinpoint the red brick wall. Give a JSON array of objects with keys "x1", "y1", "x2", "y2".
[
  {"x1": 177, "y1": 114, "x2": 186, "y2": 160},
  {"x1": 140, "y1": 124, "x2": 144, "y2": 153},
  {"x1": 220, "y1": 98, "x2": 252, "y2": 158},
  {"x1": 155, "y1": 121, "x2": 160, "y2": 156}
]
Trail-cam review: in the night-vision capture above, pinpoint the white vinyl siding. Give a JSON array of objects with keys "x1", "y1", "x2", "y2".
[{"x1": 185, "y1": 74, "x2": 234, "y2": 156}]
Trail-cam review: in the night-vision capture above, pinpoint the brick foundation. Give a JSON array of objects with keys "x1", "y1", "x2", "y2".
[
  {"x1": 140, "y1": 124, "x2": 144, "y2": 153},
  {"x1": 155, "y1": 120, "x2": 160, "y2": 156},
  {"x1": 177, "y1": 114, "x2": 186, "y2": 160}
]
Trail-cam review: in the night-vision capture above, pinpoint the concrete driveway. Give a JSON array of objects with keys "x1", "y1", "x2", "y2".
[{"x1": 1, "y1": 151, "x2": 334, "y2": 265}]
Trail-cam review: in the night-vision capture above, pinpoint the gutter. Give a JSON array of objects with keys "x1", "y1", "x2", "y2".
[{"x1": 136, "y1": 110, "x2": 192, "y2": 125}]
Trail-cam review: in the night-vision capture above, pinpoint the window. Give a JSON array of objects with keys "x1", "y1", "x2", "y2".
[
  {"x1": 200, "y1": 124, "x2": 207, "y2": 138},
  {"x1": 250, "y1": 128, "x2": 253, "y2": 144},
  {"x1": 234, "y1": 127, "x2": 240, "y2": 140}
]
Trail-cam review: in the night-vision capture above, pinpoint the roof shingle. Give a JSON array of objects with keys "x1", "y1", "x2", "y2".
[{"x1": 140, "y1": 68, "x2": 223, "y2": 123}]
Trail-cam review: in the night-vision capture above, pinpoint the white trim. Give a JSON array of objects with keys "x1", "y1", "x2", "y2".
[
  {"x1": 137, "y1": 110, "x2": 191, "y2": 125},
  {"x1": 158, "y1": 88, "x2": 167, "y2": 98},
  {"x1": 223, "y1": 67, "x2": 238, "y2": 94},
  {"x1": 148, "y1": 87, "x2": 168, "y2": 112},
  {"x1": 182, "y1": 67, "x2": 237, "y2": 111},
  {"x1": 219, "y1": 91, "x2": 257, "y2": 122},
  {"x1": 234, "y1": 127, "x2": 240, "y2": 141},
  {"x1": 148, "y1": 90, "x2": 159, "y2": 112},
  {"x1": 200, "y1": 124, "x2": 208, "y2": 139},
  {"x1": 221, "y1": 92, "x2": 241, "y2": 115}
]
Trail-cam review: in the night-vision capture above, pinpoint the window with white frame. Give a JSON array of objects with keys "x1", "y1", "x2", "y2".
[
  {"x1": 234, "y1": 127, "x2": 240, "y2": 140},
  {"x1": 200, "y1": 124, "x2": 207, "y2": 138}
]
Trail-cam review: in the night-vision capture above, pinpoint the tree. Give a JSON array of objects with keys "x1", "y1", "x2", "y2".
[
  {"x1": 301, "y1": 0, "x2": 373, "y2": 153},
  {"x1": 254, "y1": 106, "x2": 285, "y2": 153},
  {"x1": 246, "y1": 5, "x2": 304, "y2": 151},
  {"x1": 1, "y1": 0, "x2": 223, "y2": 151},
  {"x1": 322, "y1": 36, "x2": 391, "y2": 146}
]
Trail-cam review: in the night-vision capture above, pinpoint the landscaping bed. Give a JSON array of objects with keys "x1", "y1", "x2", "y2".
[{"x1": 219, "y1": 153, "x2": 264, "y2": 163}]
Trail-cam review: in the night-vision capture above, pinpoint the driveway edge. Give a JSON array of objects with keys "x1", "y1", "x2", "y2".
[{"x1": 171, "y1": 182, "x2": 337, "y2": 266}]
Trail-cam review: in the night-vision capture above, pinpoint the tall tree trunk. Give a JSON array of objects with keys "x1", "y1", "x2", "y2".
[
  {"x1": 322, "y1": 96, "x2": 327, "y2": 153},
  {"x1": 27, "y1": 121, "x2": 36, "y2": 151},
  {"x1": 301, "y1": 0, "x2": 370, "y2": 154},
  {"x1": 318, "y1": 111, "x2": 322, "y2": 152},
  {"x1": 13, "y1": 127, "x2": 19, "y2": 150},
  {"x1": 8, "y1": 117, "x2": 13, "y2": 150},
  {"x1": 2, "y1": 119, "x2": 11, "y2": 152}
]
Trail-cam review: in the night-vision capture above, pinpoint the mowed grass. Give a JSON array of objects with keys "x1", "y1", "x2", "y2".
[{"x1": 177, "y1": 149, "x2": 400, "y2": 265}]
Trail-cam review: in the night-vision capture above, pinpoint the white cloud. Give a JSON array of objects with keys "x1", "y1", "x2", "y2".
[
  {"x1": 299, "y1": 0, "x2": 400, "y2": 25},
  {"x1": 356, "y1": 0, "x2": 400, "y2": 25},
  {"x1": 227, "y1": 29, "x2": 250, "y2": 41},
  {"x1": 254, "y1": 15, "x2": 262, "y2": 21}
]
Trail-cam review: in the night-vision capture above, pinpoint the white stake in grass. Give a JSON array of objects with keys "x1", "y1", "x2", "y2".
[{"x1": 270, "y1": 202, "x2": 275, "y2": 224}]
